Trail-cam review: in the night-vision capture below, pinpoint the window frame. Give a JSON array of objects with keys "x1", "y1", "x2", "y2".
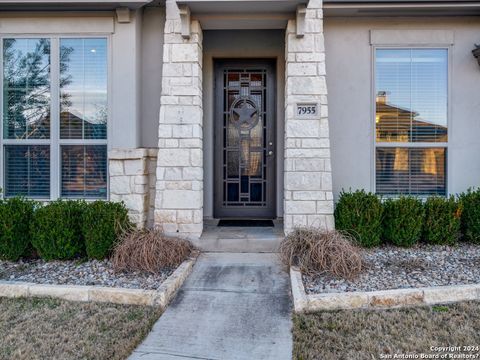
[
  {"x1": 0, "y1": 34, "x2": 111, "y2": 201},
  {"x1": 371, "y1": 45, "x2": 452, "y2": 197}
]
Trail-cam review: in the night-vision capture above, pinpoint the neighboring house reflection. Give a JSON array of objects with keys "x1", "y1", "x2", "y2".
[{"x1": 375, "y1": 92, "x2": 446, "y2": 195}]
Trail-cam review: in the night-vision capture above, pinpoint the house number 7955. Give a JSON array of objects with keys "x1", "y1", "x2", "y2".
[{"x1": 297, "y1": 104, "x2": 317, "y2": 116}]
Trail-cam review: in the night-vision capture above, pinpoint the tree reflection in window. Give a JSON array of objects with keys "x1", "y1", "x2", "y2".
[
  {"x1": 3, "y1": 38, "x2": 51, "y2": 139},
  {"x1": 60, "y1": 38, "x2": 107, "y2": 140},
  {"x1": 2, "y1": 37, "x2": 108, "y2": 199}
]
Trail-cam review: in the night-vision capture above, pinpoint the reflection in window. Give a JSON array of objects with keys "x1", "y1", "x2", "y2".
[
  {"x1": 3, "y1": 38, "x2": 51, "y2": 139},
  {"x1": 4, "y1": 145, "x2": 50, "y2": 198},
  {"x1": 61, "y1": 145, "x2": 107, "y2": 198},
  {"x1": 375, "y1": 48, "x2": 448, "y2": 196},
  {"x1": 376, "y1": 147, "x2": 446, "y2": 196},
  {"x1": 2, "y1": 37, "x2": 108, "y2": 200},
  {"x1": 376, "y1": 49, "x2": 447, "y2": 143},
  {"x1": 60, "y1": 38, "x2": 107, "y2": 139}
]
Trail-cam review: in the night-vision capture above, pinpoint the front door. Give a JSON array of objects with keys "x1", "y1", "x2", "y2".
[{"x1": 214, "y1": 60, "x2": 276, "y2": 219}]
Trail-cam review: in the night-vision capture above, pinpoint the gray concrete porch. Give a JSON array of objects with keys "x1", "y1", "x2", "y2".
[{"x1": 190, "y1": 221, "x2": 284, "y2": 253}]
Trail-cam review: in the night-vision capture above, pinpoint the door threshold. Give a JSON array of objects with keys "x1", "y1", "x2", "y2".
[{"x1": 217, "y1": 219, "x2": 275, "y2": 227}]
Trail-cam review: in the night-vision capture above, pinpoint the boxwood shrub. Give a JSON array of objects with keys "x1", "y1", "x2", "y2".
[
  {"x1": 459, "y1": 188, "x2": 480, "y2": 244},
  {"x1": 382, "y1": 196, "x2": 424, "y2": 247},
  {"x1": 335, "y1": 190, "x2": 383, "y2": 247},
  {"x1": 31, "y1": 200, "x2": 87, "y2": 260},
  {"x1": 423, "y1": 196, "x2": 461, "y2": 245},
  {"x1": 0, "y1": 197, "x2": 37, "y2": 261},
  {"x1": 83, "y1": 201, "x2": 131, "y2": 260}
]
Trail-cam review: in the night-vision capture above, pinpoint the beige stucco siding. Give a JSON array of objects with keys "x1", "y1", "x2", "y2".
[
  {"x1": 140, "y1": 5, "x2": 165, "y2": 148},
  {"x1": 324, "y1": 16, "x2": 480, "y2": 199}
]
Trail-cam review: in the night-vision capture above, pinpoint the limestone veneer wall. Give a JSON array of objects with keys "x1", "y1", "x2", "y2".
[
  {"x1": 154, "y1": 0, "x2": 204, "y2": 239},
  {"x1": 284, "y1": 0, "x2": 335, "y2": 233},
  {"x1": 109, "y1": 148, "x2": 158, "y2": 228}
]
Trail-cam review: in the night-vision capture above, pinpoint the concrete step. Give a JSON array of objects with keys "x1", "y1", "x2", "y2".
[{"x1": 193, "y1": 225, "x2": 284, "y2": 253}]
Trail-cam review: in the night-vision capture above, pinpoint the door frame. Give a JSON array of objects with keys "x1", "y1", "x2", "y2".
[{"x1": 213, "y1": 59, "x2": 277, "y2": 219}]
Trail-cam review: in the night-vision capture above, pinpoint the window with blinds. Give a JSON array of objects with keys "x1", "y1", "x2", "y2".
[
  {"x1": 61, "y1": 145, "x2": 107, "y2": 198},
  {"x1": 2, "y1": 37, "x2": 108, "y2": 200},
  {"x1": 375, "y1": 49, "x2": 448, "y2": 196},
  {"x1": 4, "y1": 145, "x2": 50, "y2": 197}
]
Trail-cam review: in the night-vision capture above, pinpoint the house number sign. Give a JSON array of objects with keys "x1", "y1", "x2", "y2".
[{"x1": 296, "y1": 103, "x2": 318, "y2": 118}]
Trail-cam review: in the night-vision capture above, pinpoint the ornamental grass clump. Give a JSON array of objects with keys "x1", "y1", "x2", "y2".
[
  {"x1": 279, "y1": 227, "x2": 363, "y2": 280},
  {"x1": 82, "y1": 201, "x2": 132, "y2": 260},
  {"x1": 112, "y1": 228, "x2": 195, "y2": 274},
  {"x1": 334, "y1": 190, "x2": 383, "y2": 247},
  {"x1": 423, "y1": 196, "x2": 461, "y2": 245},
  {"x1": 0, "y1": 197, "x2": 37, "y2": 261},
  {"x1": 459, "y1": 188, "x2": 480, "y2": 243},
  {"x1": 31, "y1": 200, "x2": 87, "y2": 260},
  {"x1": 382, "y1": 196, "x2": 424, "y2": 247}
]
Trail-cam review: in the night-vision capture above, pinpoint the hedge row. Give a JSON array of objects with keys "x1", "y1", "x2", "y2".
[
  {"x1": 0, "y1": 199, "x2": 131, "y2": 261},
  {"x1": 334, "y1": 189, "x2": 478, "y2": 248}
]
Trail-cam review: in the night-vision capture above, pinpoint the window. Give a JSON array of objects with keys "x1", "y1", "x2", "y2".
[
  {"x1": 375, "y1": 48, "x2": 448, "y2": 196},
  {"x1": 2, "y1": 37, "x2": 108, "y2": 199}
]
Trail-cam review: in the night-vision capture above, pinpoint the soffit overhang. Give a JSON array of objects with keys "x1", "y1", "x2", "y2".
[
  {"x1": 323, "y1": 1, "x2": 480, "y2": 16},
  {"x1": 0, "y1": 0, "x2": 154, "y2": 11},
  {"x1": 176, "y1": 0, "x2": 306, "y2": 29}
]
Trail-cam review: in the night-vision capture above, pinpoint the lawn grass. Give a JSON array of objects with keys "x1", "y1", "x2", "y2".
[
  {"x1": 0, "y1": 297, "x2": 162, "y2": 360},
  {"x1": 293, "y1": 301, "x2": 480, "y2": 360}
]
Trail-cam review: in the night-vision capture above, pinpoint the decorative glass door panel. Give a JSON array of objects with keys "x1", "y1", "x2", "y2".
[{"x1": 215, "y1": 60, "x2": 275, "y2": 219}]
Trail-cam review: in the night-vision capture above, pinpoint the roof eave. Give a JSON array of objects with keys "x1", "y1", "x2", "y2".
[
  {"x1": 0, "y1": 0, "x2": 157, "y2": 11},
  {"x1": 323, "y1": 1, "x2": 480, "y2": 16}
]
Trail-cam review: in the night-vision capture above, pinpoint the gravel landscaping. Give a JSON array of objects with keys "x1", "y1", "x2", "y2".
[
  {"x1": 304, "y1": 243, "x2": 480, "y2": 294},
  {"x1": 0, "y1": 259, "x2": 174, "y2": 290}
]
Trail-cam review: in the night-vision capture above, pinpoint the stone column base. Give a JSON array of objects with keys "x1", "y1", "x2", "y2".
[{"x1": 109, "y1": 148, "x2": 158, "y2": 228}]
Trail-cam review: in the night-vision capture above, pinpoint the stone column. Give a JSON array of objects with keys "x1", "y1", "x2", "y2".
[
  {"x1": 109, "y1": 148, "x2": 157, "y2": 229},
  {"x1": 154, "y1": 0, "x2": 203, "y2": 239},
  {"x1": 284, "y1": 0, "x2": 334, "y2": 233}
]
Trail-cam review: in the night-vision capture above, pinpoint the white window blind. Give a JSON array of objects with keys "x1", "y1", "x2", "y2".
[
  {"x1": 61, "y1": 145, "x2": 107, "y2": 198},
  {"x1": 376, "y1": 147, "x2": 446, "y2": 196},
  {"x1": 375, "y1": 48, "x2": 448, "y2": 196},
  {"x1": 4, "y1": 145, "x2": 50, "y2": 197},
  {"x1": 2, "y1": 36, "x2": 108, "y2": 199}
]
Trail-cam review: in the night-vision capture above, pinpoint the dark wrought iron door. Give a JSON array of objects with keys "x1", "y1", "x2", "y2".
[{"x1": 214, "y1": 60, "x2": 276, "y2": 219}]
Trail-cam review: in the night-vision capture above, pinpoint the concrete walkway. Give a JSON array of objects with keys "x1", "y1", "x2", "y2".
[{"x1": 129, "y1": 253, "x2": 292, "y2": 360}]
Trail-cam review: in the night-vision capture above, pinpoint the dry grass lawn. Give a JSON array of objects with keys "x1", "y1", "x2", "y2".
[
  {"x1": 0, "y1": 297, "x2": 162, "y2": 360},
  {"x1": 293, "y1": 301, "x2": 480, "y2": 360}
]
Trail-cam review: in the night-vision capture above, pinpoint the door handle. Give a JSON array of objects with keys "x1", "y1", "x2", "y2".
[{"x1": 268, "y1": 150, "x2": 274, "y2": 156}]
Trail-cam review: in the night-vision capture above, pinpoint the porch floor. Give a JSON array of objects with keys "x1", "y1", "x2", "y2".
[{"x1": 191, "y1": 220, "x2": 284, "y2": 253}]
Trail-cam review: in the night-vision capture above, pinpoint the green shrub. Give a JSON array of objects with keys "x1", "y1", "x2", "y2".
[
  {"x1": 459, "y1": 188, "x2": 480, "y2": 243},
  {"x1": 382, "y1": 196, "x2": 424, "y2": 247},
  {"x1": 334, "y1": 190, "x2": 384, "y2": 247},
  {"x1": 0, "y1": 197, "x2": 37, "y2": 261},
  {"x1": 83, "y1": 201, "x2": 131, "y2": 260},
  {"x1": 31, "y1": 200, "x2": 87, "y2": 260},
  {"x1": 423, "y1": 196, "x2": 461, "y2": 245}
]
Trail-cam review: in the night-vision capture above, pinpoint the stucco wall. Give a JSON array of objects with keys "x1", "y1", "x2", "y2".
[
  {"x1": 140, "y1": 5, "x2": 165, "y2": 148},
  {"x1": 202, "y1": 29, "x2": 285, "y2": 219},
  {"x1": 324, "y1": 17, "x2": 480, "y2": 200}
]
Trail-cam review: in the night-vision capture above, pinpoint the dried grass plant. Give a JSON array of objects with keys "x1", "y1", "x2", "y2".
[
  {"x1": 279, "y1": 227, "x2": 364, "y2": 280},
  {"x1": 112, "y1": 228, "x2": 195, "y2": 274}
]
